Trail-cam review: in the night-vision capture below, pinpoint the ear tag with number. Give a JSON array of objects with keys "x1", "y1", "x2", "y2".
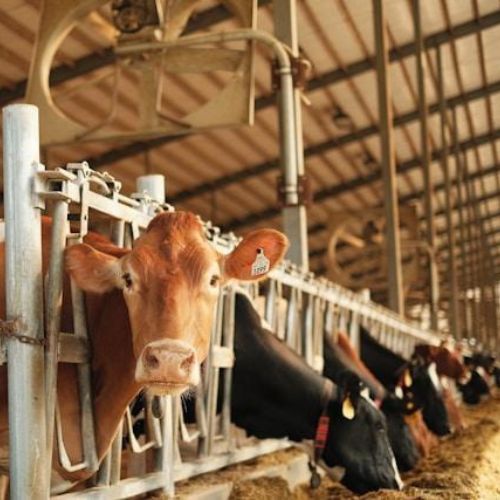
[
  {"x1": 342, "y1": 395, "x2": 356, "y2": 420},
  {"x1": 395, "y1": 386, "x2": 403, "y2": 399},
  {"x1": 404, "y1": 369, "x2": 412, "y2": 387},
  {"x1": 251, "y1": 248, "x2": 270, "y2": 276}
]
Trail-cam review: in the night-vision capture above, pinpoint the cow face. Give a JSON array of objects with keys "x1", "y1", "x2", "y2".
[
  {"x1": 65, "y1": 212, "x2": 288, "y2": 395},
  {"x1": 381, "y1": 394, "x2": 420, "y2": 472},
  {"x1": 415, "y1": 344, "x2": 467, "y2": 380},
  {"x1": 322, "y1": 373, "x2": 403, "y2": 493},
  {"x1": 406, "y1": 358, "x2": 450, "y2": 436}
]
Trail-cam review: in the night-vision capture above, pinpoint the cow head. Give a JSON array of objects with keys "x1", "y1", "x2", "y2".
[
  {"x1": 380, "y1": 393, "x2": 420, "y2": 472},
  {"x1": 322, "y1": 372, "x2": 403, "y2": 493},
  {"x1": 414, "y1": 343, "x2": 467, "y2": 381},
  {"x1": 65, "y1": 211, "x2": 288, "y2": 395},
  {"x1": 403, "y1": 356, "x2": 450, "y2": 436}
]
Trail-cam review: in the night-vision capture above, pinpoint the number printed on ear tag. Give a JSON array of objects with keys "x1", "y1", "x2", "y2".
[
  {"x1": 251, "y1": 248, "x2": 270, "y2": 276},
  {"x1": 342, "y1": 396, "x2": 356, "y2": 420}
]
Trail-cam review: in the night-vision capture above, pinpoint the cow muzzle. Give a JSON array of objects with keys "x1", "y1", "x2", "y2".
[{"x1": 135, "y1": 339, "x2": 200, "y2": 395}]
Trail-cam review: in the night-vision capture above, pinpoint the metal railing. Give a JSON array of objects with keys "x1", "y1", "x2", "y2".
[{"x1": 2, "y1": 104, "x2": 442, "y2": 499}]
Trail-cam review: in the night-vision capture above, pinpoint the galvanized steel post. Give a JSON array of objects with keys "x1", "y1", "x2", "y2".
[
  {"x1": 437, "y1": 47, "x2": 460, "y2": 339},
  {"x1": 373, "y1": 0, "x2": 405, "y2": 315},
  {"x1": 3, "y1": 104, "x2": 49, "y2": 498},
  {"x1": 273, "y1": 0, "x2": 309, "y2": 270},
  {"x1": 413, "y1": 0, "x2": 439, "y2": 330}
]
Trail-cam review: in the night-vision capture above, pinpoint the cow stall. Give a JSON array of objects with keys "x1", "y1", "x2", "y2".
[{"x1": 0, "y1": 104, "x2": 446, "y2": 499}]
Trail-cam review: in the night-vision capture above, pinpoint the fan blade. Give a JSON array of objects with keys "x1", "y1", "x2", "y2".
[
  {"x1": 338, "y1": 230, "x2": 366, "y2": 249},
  {"x1": 162, "y1": 47, "x2": 245, "y2": 73}
]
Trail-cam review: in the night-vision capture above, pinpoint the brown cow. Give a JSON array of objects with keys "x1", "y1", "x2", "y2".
[
  {"x1": 0, "y1": 212, "x2": 288, "y2": 491},
  {"x1": 414, "y1": 343, "x2": 467, "y2": 381}
]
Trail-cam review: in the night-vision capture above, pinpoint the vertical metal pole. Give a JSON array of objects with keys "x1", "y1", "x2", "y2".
[
  {"x1": 452, "y1": 110, "x2": 470, "y2": 339},
  {"x1": 273, "y1": 0, "x2": 309, "y2": 270},
  {"x1": 44, "y1": 200, "x2": 69, "y2": 483},
  {"x1": 155, "y1": 396, "x2": 175, "y2": 496},
  {"x1": 137, "y1": 174, "x2": 166, "y2": 204},
  {"x1": 373, "y1": 0, "x2": 405, "y2": 315},
  {"x1": 413, "y1": 0, "x2": 439, "y2": 330},
  {"x1": 437, "y1": 47, "x2": 460, "y2": 339},
  {"x1": 3, "y1": 104, "x2": 48, "y2": 499}
]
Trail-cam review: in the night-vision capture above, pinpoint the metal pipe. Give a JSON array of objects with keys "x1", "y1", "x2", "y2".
[
  {"x1": 116, "y1": 27, "x2": 308, "y2": 268},
  {"x1": 273, "y1": 0, "x2": 309, "y2": 269},
  {"x1": 44, "y1": 200, "x2": 69, "y2": 482},
  {"x1": 373, "y1": 0, "x2": 405, "y2": 315},
  {"x1": 413, "y1": 0, "x2": 439, "y2": 330},
  {"x1": 3, "y1": 103, "x2": 48, "y2": 498},
  {"x1": 437, "y1": 46, "x2": 460, "y2": 339}
]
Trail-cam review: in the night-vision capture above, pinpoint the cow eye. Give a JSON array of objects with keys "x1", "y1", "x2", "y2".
[
  {"x1": 209, "y1": 275, "x2": 220, "y2": 287},
  {"x1": 122, "y1": 273, "x2": 133, "y2": 289}
]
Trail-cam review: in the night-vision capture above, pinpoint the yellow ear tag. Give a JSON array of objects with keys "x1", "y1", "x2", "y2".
[
  {"x1": 342, "y1": 396, "x2": 356, "y2": 420},
  {"x1": 404, "y1": 369, "x2": 412, "y2": 387},
  {"x1": 406, "y1": 401, "x2": 414, "y2": 410}
]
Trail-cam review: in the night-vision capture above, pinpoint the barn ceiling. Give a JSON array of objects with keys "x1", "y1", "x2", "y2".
[{"x1": 0, "y1": 0, "x2": 499, "y2": 306}]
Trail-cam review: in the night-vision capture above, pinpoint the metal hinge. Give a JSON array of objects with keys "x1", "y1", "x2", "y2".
[
  {"x1": 276, "y1": 175, "x2": 312, "y2": 207},
  {"x1": 271, "y1": 56, "x2": 312, "y2": 91}
]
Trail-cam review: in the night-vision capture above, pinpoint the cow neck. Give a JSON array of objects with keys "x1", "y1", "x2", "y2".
[
  {"x1": 86, "y1": 289, "x2": 142, "y2": 459},
  {"x1": 232, "y1": 294, "x2": 338, "y2": 443}
]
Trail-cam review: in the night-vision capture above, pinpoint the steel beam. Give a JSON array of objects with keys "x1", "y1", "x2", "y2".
[
  {"x1": 373, "y1": 0, "x2": 404, "y2": 315},
  {"x1": 224, "y1": 127, "x2": 500, "y2": 231},
  {"x1": 169, "y1": 79, "x2": 500, "y2": 206},
  {"x1": 3, "y1": 8, "x2": 499, "y2": 110}
]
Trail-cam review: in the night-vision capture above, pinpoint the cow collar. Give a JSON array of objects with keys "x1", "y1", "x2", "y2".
[{"x1": 309, "y1": 378, "x2": 335, "y2": 489}]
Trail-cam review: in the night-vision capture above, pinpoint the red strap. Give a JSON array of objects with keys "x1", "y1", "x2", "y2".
[{"x1": 314, "y1": 415, "x2": 330, "y2": 456}]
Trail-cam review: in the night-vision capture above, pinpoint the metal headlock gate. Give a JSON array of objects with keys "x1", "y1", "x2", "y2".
[{"x1": 2, "y1": 104, "x2": 442, "y2": 499}]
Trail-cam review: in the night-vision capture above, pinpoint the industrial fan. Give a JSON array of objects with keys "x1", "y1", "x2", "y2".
[
  {"x1": 26, "y1": 0, "x2": 256, "y2": 145},
  {"x1": 325, "y1": 206, "x2": 422, "y2": 295}
]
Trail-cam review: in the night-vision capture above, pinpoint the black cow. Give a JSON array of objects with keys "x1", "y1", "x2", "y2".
[
  {"x1": 458, "y1": 355, "x2": 491, "y2": 404},
  {"x1": 323, "y1": 334, "x2": 420, "y2": 472},
  {"x1": 360, "y1": 328, "x2": 450, "y2": 437},
  {"x1": 231, "y1": 294, "x2": 402, "y2": 493},
  {"x1": 128, "y1": 295, "x2": 403, "y2": 493}
]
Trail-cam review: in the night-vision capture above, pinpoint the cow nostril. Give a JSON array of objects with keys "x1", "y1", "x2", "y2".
[
  {"x1": 180, "y1": 352, "x2": 195, "y2": 372},
  {"x1": 145, "y1": 352, "x2": 160, "y2": 370}
]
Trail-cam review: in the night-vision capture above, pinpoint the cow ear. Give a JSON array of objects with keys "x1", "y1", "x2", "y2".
[
  {"x1": 65, "y1": 243, "x2": 128, "y2": 294},
  {"x1": 222, "y1": 229, "x2": 289, "y2": 282},
  {"x1": 341, "y1": 394, "x2": 356, "y2": 420}
]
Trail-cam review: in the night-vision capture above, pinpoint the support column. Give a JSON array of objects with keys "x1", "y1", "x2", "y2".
[
  {"x1": 437, "y1": 47, "x2": 460, "y2": 339},
  {"x1": 413, "y1": 0, "x2": 439, "y2": 330},
  {"x1": 273, "y1": 0, "x2": 309, "y2": 270},
  {"x1": 452, "y1": 109, "x2": 471, "y2": 339},
  {"x1": 373, "y1": 0, "x2": 404, "y2": 315},
  {"x1": 3, "y1": 104, "x2": 49, "y2": 499}
]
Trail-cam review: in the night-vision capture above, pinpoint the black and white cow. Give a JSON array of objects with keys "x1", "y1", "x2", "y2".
[
  {"x1": 323, "y1": 334, "x2": 420, "y2": 472},
  {"x1": 360, "y1": 328, "x2": 451, "y2": 437},
  {"x1": 230, "y1": 294, "x2": 402, "y2": 493}
]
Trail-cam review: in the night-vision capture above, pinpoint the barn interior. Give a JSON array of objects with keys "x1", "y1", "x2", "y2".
[{"x1": 0, "y1": 0, "x2": 500, "y2": 499}]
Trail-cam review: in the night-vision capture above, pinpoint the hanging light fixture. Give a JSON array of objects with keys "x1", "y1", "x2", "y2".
[{"x1": 332, "y1": 105, "x2": 353, "y2": 130}]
